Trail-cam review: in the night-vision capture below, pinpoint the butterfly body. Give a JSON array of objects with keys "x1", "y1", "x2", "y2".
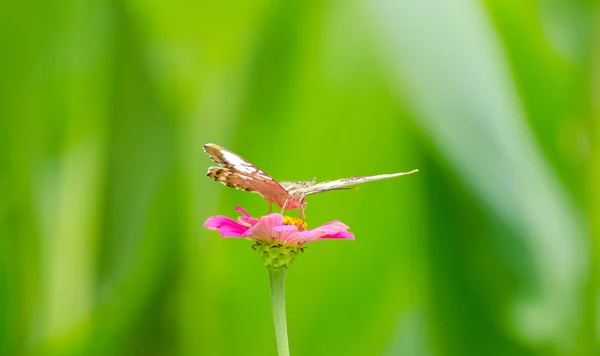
[
  {"x1": 279, "y1": 178, "x2": 316, "y2": 196},
  {"x1": 204, "y1": 143, "x2": 418, "y2": 211}
]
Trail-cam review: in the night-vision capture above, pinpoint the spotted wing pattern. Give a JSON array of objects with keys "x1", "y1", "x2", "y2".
[
  {"x1": 203, "y1": 143, "x2": 292, "y2": 205},
  {"x1": 299, "y1": 170, "x2": 419, "y2": 196}
]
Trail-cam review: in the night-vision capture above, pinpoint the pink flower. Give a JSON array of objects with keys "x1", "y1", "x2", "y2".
[{"x1": 204, "y1": 206, "x2": 354, "y2": 244}]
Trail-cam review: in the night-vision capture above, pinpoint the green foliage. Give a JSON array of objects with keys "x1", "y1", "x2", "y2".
[{"x1": 1, "y1": 0, "x2": 598, "y2": 355}]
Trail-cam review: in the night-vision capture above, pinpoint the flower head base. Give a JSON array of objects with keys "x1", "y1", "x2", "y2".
[
  {"x1": 204, "y1": 206, "x2": 354, "y2": 268},
  {"x1": 252, "y1": 241, "x2": 303, "y2": 269}
]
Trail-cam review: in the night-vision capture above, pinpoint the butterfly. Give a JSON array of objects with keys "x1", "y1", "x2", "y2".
[{"x1": 204, "y1": 143, "x2": 418, "y2": 212}]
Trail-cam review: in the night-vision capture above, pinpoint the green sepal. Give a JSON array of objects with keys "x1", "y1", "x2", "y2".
[{"x1": 252, "y1": 241, "x2": 305, "y2": 269}]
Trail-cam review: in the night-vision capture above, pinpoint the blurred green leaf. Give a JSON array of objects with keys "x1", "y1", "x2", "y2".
[{"x1": 1, "y1": 0, "x2": 598, "y2": 355}]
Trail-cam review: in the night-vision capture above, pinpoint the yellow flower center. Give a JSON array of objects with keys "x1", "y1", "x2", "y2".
[{"x1": 283, "y1": 216, "x2": 307, "y2": 231}]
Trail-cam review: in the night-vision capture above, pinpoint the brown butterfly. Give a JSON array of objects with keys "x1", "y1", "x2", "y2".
[{"x1": 204, "y1": 143, "x2": 418, "y2": 212}]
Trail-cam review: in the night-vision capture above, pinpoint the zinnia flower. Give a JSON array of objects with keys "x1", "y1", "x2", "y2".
[{"x1": 204, "y1": 206, "x2": 354, "y2": 268}]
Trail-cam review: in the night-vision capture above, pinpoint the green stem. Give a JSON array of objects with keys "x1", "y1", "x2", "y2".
[{"x1": 269, "y1": 267, "x2": 290, "y2": 356}]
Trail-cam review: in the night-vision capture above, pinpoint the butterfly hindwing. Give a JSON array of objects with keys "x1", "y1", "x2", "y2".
[{"x1": 207, "y1": 167, "x2": 255, "y2": 192}]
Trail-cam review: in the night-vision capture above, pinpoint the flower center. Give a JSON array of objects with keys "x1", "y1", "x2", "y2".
[{"x1": 283, "y1": 216, "x2": 307, "y2": 231}]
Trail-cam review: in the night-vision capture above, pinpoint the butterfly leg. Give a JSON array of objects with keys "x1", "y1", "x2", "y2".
[
  {"x1": 267, "y1": 202, "x2": 273, "y2": 214},
  {"x1": 299, "y1": 204, "x2": 307, "y2": 222},
  {"x1": 281, "y1": 200, "x2": 289, "y2": 213}
]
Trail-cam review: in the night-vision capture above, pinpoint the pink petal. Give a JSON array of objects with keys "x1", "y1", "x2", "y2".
[
  {"x1": 243, "y1": 214, "x2": 284, "y2": 241},
  {"x1": 321, "y1": 231, "x2": 355, "y2": 240},
  {"x1": 321, "y1": 220, "x2": 350, "y2": 229},
  {"x1": 235, "y1": 206, "x2": 259, "y2": 227},
  {"x1": 272, "y1": 225, "x2": 298, "y2": 233},
  {"x1": 235, "y1": 206, "x2": 251, "y2": 217},
  {"x1": 296, "y1": 221, "x2": 354, "y2": 243},
  {"x1": 272, "y1": 225, "x2": 299, "y2": 242},
  {"x1": 204, "y1": 215, "x2": 248, "y2": 238}
]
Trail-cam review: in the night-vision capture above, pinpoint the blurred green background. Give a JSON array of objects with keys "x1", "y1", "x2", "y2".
[{"x1": 1, "y1": 0, "x2": 599, "y2": 355}]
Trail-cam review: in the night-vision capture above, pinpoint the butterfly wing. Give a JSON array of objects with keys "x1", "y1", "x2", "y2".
[
  {"x1": 300, "y1": 170, "x2": 419, "y2": 196},
  {"x1": 204, "y1": 143, "x2": 292, "y2": 205}
]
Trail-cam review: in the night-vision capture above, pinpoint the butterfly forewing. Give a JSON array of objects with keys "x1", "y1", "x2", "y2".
[
  {"x1": 204, "y1": 144, "x2": 272, "y2": 179},
  {"x1": 204, "y1": 144, "x2": 293, "y2": 205},
  {"x1": 300, "y1": 170, "x2": 419, "y2": 195}
]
